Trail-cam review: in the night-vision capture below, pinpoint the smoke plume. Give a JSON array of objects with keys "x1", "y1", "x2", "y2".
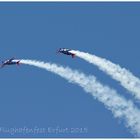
[
  {"x1": 70, "y1": 50, "x2": 140, "y2": 101},
  {"x1": 20, "y1": 59, "x2": 140, "y2": 137}
]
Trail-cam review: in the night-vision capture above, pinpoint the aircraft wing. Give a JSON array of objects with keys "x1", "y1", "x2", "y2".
[{"x1": 9, "y1": 57, "x2": 15, "y2": 62}]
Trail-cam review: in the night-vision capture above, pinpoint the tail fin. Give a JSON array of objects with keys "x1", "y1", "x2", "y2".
[
  {"x1": 72, "y1": 54, "x2": 76, "y2": 58},
  {"x1": 17, "y1": 61, "x2": 20, "y2": 65}
]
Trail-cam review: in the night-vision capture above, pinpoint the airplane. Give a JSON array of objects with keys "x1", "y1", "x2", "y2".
[
  {"x1": 1, "y1": 57, "x2": 20, "y2": 68},
  {"x1": 57, "y1": 48, "x2": 76, "y2": 58}
]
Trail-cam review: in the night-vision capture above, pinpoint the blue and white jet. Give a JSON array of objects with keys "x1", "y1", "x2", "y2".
[
  {"x1": 1, "y1": 57, "x2": 20, "y2": 68},
  {"x1": 57, "y1": 48, "x2": 76, "y2": 58}
]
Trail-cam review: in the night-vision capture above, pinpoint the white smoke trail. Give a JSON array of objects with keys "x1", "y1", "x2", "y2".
[
  {"x1": 70, "y1": 50, "x2": 140, "y2": 101},
  {"x1": 20, "y1": 59, "x2": 140, "y2": 137}
]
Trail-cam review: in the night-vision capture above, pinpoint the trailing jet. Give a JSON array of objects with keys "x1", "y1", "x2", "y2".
[
  {"x1": 57, "y1": 48, "x2": 76, "y2": 58},
  {"x1": 1, "y1": 57, "x2": 20, "y2": 68}
]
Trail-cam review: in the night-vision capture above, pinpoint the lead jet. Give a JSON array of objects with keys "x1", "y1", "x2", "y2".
[
  {"x1": 57, "y1": 48, "x2": 76, "y2": 58},
  {"x1": 1, "y1": 57, "x2": 20, "y2": 68}
]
